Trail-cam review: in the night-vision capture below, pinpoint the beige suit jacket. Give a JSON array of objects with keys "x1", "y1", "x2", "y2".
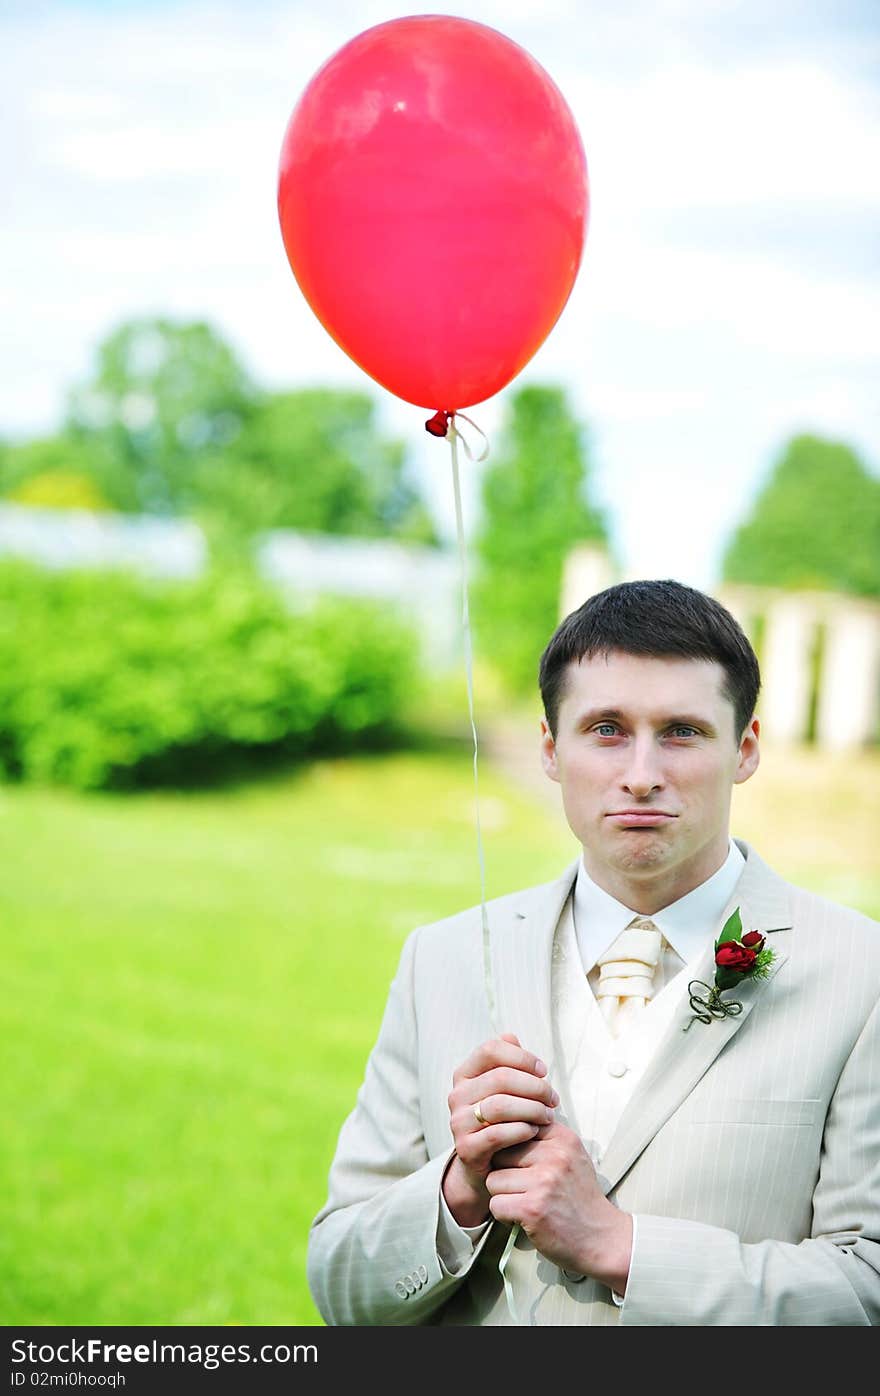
[{"x1": 307, "y1": 839, "x2": 880, "y2": 1325}]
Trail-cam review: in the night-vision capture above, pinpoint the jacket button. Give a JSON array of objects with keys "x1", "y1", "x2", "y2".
[
  {"x1": 417, "y1": 1264, "x2": 428, "y2": 1283},
  {"x1": 394, "y1": 1281, "x2": 408, "y2": 1299}
]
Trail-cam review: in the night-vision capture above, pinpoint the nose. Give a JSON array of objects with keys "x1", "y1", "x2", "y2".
[{"x1": 621, "y1": 736, "x2": 665, "y2": 799}]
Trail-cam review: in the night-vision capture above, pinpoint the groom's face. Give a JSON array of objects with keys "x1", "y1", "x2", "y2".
[{"x1": 540, "y1": 649, "x2": 760, "y2": 903}]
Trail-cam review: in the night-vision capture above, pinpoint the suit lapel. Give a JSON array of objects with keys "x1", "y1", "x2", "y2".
[
  {"x1": 489, "y1": 860, "x2": 580, "y2": 1081},
  {"x1": 596, "y1": 840, "x2": 794, "y2": 1195}
]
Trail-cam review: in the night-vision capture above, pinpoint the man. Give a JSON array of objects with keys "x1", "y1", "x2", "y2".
[{"x1": 307, "y1": 580, "x2": 880, "y2": 1325}]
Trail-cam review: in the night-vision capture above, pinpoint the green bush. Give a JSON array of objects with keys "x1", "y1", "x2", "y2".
[{"x1": 0, "y1": 561, "x2": 416, "y2": 789}]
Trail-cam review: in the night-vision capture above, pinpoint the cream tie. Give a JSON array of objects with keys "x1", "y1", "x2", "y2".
[{"x1": 596, "y1": 915, "x2": 664, "y2": 1038}]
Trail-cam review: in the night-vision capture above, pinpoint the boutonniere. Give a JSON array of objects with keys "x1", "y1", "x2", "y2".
[{"x1": 683, "y1": 907, "x2": 776, "y2": 1031}]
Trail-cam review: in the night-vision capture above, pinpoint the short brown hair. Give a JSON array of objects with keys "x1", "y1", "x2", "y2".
[{"x1": 539, "y1": 579, "x2": 760, "y2": 740}]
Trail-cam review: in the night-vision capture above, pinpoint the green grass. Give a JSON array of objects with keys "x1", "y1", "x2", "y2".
[
  {"x1": 730, "y1": 744, "x2": 880, "y2": 919},
  {"x1": 0, "y1": 749, "x2": 574, "y2": 1325},
  {"x1": 2, "y1": 742, "x2": 877, "y2": 1325}
]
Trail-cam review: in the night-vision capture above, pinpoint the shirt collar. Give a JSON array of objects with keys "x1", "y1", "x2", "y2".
[{"x1": 573, "y1": 839, "x2": 746, "y2": 970}]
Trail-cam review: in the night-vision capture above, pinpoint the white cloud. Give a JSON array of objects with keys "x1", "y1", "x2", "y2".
[{"x1": 572, "y1": 58, "x2": 879, "y2": 213}]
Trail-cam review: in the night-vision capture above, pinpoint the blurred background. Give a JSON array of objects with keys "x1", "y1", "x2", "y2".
[{"x1": 1, "y1": 0, "x2": 878, "y2": 1325}]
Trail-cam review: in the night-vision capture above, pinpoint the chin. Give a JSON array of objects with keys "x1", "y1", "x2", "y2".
[
  {"x1": 618, "y1": 849, "x2": 670, "y2": 873},
  {"x1": 609, "y1": 836, "x2": 673, "y2": 873}
]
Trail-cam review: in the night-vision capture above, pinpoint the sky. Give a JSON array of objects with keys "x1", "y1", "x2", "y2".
[{"x1": 2, "y1": 0, "x2": 879, "y2": 585}]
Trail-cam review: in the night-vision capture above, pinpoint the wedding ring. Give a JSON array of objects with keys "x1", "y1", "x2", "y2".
[{"x1": 473, "y1": 1101, "x2": 489, "y2": 1127}]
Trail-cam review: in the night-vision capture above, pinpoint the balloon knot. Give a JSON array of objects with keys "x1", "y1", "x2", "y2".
[{"x1": 425, "y1": 410, "x2": 452, "y2": 438}]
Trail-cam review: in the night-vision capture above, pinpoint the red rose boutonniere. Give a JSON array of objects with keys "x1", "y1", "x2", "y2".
[{"x1": 683, "y1": 908, "x2": 776, "y2": 1031}]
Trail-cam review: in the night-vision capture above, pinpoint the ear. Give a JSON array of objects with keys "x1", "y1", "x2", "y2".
[
  {"x1": 540, "y1": 717, "x2": 560, "y2": 784},
  {"x1": 733, "y1": 715, "x2": 760, "y2": 786}
]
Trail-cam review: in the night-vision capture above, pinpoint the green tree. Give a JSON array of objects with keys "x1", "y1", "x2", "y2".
[
  {"x1": 0, "y1": 433, "x2": 115, "y2": 509},
  {"x1": 197, "y1": 388, "x2": 436, "y2": 544},
  {"x1": 4, "y1": 317, "x2": 438, "y2": 544},
  {"x1": 475, "y1": 385, "x2": 608, "y2": 692},
  {"x1": 722, "y1": 435, "x2": 880, "y2": 597},
  {"x1": 8, "y1": 469, "x2": 110, "y2": 512},
  {"x1": 66, "y1": 317, "x2": 255, "y2": 514},
  {"x1": 55, "y1": 316, "x2": 436, "y2": 544}
]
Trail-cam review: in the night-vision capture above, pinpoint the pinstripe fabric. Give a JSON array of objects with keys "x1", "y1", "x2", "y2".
[{"x1": 307, "y1": 839, "x2": 880, "y2": 1325}]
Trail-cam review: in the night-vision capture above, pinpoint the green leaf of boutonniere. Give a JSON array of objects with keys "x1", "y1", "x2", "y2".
[
  {"x1": 714, "y1": 967, "x2": 743, "y2": 992},
  {"x1": 715, "y1": 906, "x2": 743, "y2": 952}
]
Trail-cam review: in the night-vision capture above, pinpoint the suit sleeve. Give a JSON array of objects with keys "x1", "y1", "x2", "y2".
[
  {"x1": 307, "y1": 927, "x2": 494, "y2": 1325},
  {"x1": 620, "y1": 993, "x2": 880, "y2": 1326}
]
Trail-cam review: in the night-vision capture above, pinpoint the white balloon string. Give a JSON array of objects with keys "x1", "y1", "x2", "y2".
[
  {"x1": 448, "y1": 413, "x2": 521, "y2": 1327},
  {"x1": 451, "y1": 411, "x2": 490, "y2": 462},
  {"x1": 499, "y1": 1225, "x2": 521, "y2": 1324},
  {"x1": 448, "y1": 419, "x2": 495, "y2": 1036}
]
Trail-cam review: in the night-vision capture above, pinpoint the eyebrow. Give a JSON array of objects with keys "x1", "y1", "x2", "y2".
[{"x1": 576, "y1": 707, "x2": 718, "y2": 734}]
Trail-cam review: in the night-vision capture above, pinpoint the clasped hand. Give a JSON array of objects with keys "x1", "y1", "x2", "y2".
[{"x1": 443, "y1": 1033, "x2": 632, "y2": 1289}]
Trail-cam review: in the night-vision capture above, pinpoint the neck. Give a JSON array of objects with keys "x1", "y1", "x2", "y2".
[{"x1": 581, "y1": 835, "x2": 732, "y2": 915}]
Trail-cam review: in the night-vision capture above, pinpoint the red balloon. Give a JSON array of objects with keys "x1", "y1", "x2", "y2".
[{"x1": 277, "y1": 15, "x2": 588, "y2": 412}]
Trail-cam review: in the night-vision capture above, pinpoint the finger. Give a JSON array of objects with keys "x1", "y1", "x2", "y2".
[
  {"x1": 453, "y1": 1038, "x2": 547, "y2": 1086},
  {"x1": 490, "y1": 1140, "x2": 541, "y2": 1169},
  {"x1": 455, "y1": 1121, "x2": 539, "y2": 1166},
  {"x1": 532, "y1": 1122, "x2": 556, "y2": 1141},
  {"x1": 485, "y1": 1167, "x2": 531, "y2": 1195},
  {"x1": 492, "y1": 1121, "x2": 569, "y2": 1165},
  {"x1": 468, "y1": 1067, "x2": 559, "y2": 1108},
  {"x1": 488, "y1": 1195, "x2": 524, "y2": 1226},
  {"x1": 456, "y1": 1093, "x2": 554, "y2": 1132}
]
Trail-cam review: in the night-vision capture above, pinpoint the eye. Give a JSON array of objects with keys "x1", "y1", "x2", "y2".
[
  {"x1": 667, "y1": 725, "x2": 698, "y2": 739},
  {"x1": 593, "y1": 722, "x2": 620, "y2": 737}
]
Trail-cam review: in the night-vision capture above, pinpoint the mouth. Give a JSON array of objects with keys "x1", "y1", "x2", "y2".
[{"x1": 605, "y1": 811, "x2": 677, "y2": 827}]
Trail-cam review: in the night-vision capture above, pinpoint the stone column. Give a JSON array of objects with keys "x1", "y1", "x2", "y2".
[
  {"x1": 559, "y1": 545, "x2": 614, "y2": 619},
  {"x1": 759, "y1": 597, "x2": 816, "y2": 744},
  {"x1": 816, "y1": 603, "x2": 880, "y2": 750}
]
